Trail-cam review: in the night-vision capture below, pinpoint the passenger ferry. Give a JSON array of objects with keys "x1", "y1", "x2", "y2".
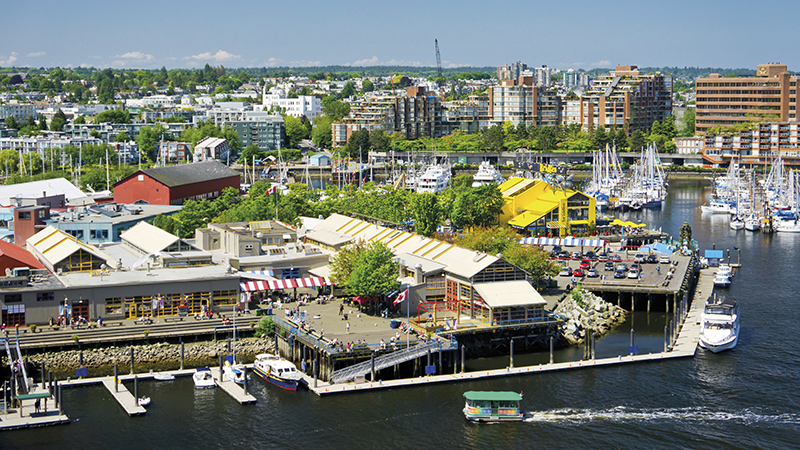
[
  {"x1": 416, "y1": 164, "x2": 451, "y2": 193},
  {"x1": 253, "y1": 353, "x2": 302, "y2": 391},
  {"x1": 471, "y1": 161, "x2": 503, "y2": 187},
  {"x1": 463, "y1": 391, "x2": 524, "y2": 422}
]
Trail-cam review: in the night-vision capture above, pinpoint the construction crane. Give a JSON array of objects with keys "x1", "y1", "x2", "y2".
[{"x1": 435, "y1": 39, "x2": 443, "y2": 79}]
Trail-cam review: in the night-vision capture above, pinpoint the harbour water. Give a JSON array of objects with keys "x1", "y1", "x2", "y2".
[{"x1": 3, "y1": 179, "x2": 800, "y2": 449}]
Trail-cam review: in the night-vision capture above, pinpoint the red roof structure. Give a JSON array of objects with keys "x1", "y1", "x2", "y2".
[{"x1": 0, "y1": 239, "x2": 45, "y2": 275}]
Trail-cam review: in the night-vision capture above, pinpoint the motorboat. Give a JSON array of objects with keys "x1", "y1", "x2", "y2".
[
  {"x1": 253, "y1": 353, "x2": 302, "y2": 391},
  {"x1": 713, "y1": 273, "x2": 731, "y2": 287},
  {"x1": 138, "y1": 396, "x2": 151, "y2": 407},
  {"x1": 699, "y1": 295, "x2": 740, "y2": 353},
  {"x1": 471, "y1": 161, "x2": 503, "y2": 187},
  {"x1": 416, "y1": 164, "x2": 451, "y2": 193},
  {"x1": 717, "y1": 264, "x2": 733, "y2": 278},
  {"x1": 153, "y1": 371, "x2": 175, "y2": 381},
  {"x1": 193, "y1": 367, "x2": 215, "y2": 389},
  {"x1": 223, "y1": 359, "x2": 248, "y2": 385},
  {"x1": 463, "y1": 391, "x2": 524, "y2": 422},
  {"x1": 701, "y1": 199, "x2": 735, "y2": 215},
  {"x1": 775, "y1": 219, "x2": 800, "y2": 233}
]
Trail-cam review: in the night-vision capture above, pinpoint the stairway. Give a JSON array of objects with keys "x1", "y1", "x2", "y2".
[{"x1": 330, "y1": 340, "x2": 441, "y2": 384}]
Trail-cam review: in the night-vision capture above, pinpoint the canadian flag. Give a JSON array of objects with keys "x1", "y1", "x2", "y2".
[
  {"x1": 266, "y1": 186, "x2": 278, "y2": 195},
  {"x1": 393, "y1": 289, "x2": 409, "y2": 306}
]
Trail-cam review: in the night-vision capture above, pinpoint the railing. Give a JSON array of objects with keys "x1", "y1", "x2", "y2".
[
  {"x1": 329, "y1": 339, "x2": 442, "y2": 384},
  {"x1": 271, "y1": 315, "x2": 332, "y2": 354}
]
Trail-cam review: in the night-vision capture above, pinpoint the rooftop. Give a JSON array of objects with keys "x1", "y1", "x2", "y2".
[{"x1": 116, "y1": 161, "x2": 239, "y2": 189}]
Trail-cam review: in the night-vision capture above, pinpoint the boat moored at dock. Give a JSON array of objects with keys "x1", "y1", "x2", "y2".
[
  {"x1": 253, "y1": 353, "x2": 302, "y2": 391},
  {"x1": 699, "y1": 295, "x2": 740, "y2": 353},
  {"x1": 463, "y1": 391, "x2": 524, "y2": 422}
]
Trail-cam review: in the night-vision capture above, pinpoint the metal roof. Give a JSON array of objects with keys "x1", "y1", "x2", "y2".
[
  {"x1": 122, "y1": 161, "x2": 239, "y2": 188},
  {"x1": 27, "y1": 226, "x2": 111, "y2": 268},
  {"x1": 120, "y1": 222, "x2": 180, "y2": 254},
  {"x1": 472, "y1": 280, "x2": 546, "y2": 308},
  {"x1": 463, "y1": 391, "x2": 522, "y2": 402},
  {"x1": 310, "y1": 214, "x2": 499, "y2": 279},
  {"x1": 0, "y1": 239, "x2": 45, "y2": 270},
  {"x1": 0, "y1": 178, "x2": 88, "y2": 206}
]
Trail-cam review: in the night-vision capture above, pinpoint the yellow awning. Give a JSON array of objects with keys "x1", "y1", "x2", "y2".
[{"x1": 610, "y1": 219, "x2": 647, "y2": 228}]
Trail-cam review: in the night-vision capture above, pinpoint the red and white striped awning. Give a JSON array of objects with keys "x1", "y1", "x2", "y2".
[
  {"x1": 239, "y1": 276, "x2": 333, "y2": 292},
  {"x1": 295, "y1": 276, "x2": 332, "y2": 288}
]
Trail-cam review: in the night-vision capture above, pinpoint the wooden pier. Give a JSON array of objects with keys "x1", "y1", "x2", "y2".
[{"x1": 101, "y1": 377, "x2": 146, "y2": 416}]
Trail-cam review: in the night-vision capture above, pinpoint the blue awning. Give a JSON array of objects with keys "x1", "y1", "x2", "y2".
[{"x1": 704, "y1": 250, "x2": 724, "y2": 259}]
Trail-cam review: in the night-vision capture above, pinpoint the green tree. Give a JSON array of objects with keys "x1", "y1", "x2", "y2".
[
  {"x1": 681, "y1": 108, "x2": 695, "y2": 137},
  {"x1": 333, "y1": 240, "x2": 399, "y2": 300},
  {"x1": 340, "y1": 81, "x2": 355, "y2": 98},
  {"x1": 369, "y1": 129, "x2": 390, "y2": 152},
  {"x1": 96, "y1": 109, "x2": 130, "y2": 124},
  {"x1": 284, "y1": 116, "x2": 309, "y2": 148},
  {"x1": 503, "y1": 244, "x2": 560, "y2": 289},
  {"x1": 321, "y1": 96, "x2": 350, "y2": 121},
  {"x1": 240, "y1": 144, "x2": 262, "y2": 163},
  {"x1": 49, "y1": 109, "x2": 67, "y2": 132},
  {"x1": 535, "y1": 126, "x2": 558, "y2": 151},
  {"x1": 311, "y1": 115, "x2": 333, "y2": 149},
  {"x1": 450, "y1": 184, "x2": 504, "y2": 229},
  {"x1": 114, "y1": 131, "x2": 130, "y2": 143},
  {"x1": 410, "y1": 192, "x2": 442, "y2": 237},
  {"x1": 346, "y1": 128, "x2": 370, "y2": 159},
  {"x1": 136, "y1": 124, "x2": 168, "y2": 162},
  {"x1": 630, "y1": 130, "x2": 646, "y2": 152},
  {"x1": 73, "y1": 115, "x2": 86, "y2": 124},
  {"x1": 5, "y1": 116, "x2": 18, "y2": 130},
  {"x1": 38, "y1": 116, "x2": 48, "y2": 131},
  {"x1": 482, "y1": 125, "x2": 505, "y2": 152},
  {"x1": 362, "y1": 79, "x2": 374, "y2": 92}
]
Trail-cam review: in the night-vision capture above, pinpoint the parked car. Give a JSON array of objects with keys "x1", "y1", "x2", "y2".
[
  {"x1": 627, "y1": 268, "x2": 640, "y2": 279},
  {"x1": 604, "y1": 261, "x2": 615, "y2": 271},
  {"x1": 586, "y1": 268, "x2": 599, "y2": 278},
  {"x1": 614, "y1": 269, "x2": 626, "y2": 278},
  {"x1": 550, "y1": 246, "x2": 562, "y2": 257},
  {"x1": 631, "y1": 262, "x2": 641, "y2": 271},
  {"x1": 572, "y1": 268, "x2": 584, "y2": 277},
  {"x1": 579, "y1": 259, "x2": 591, "y2": 269},
  {"x1": 646, "y1": 254, "x2": 658, "y2": 264},
  {"x1": 634, "y1": 253, "x2": 646, "y2": 263},
  {"x1": 597, "y1": 252, "x2": 610, "y2": 261},
  {"x1": 611, "y1": 254, "x2": 622, "y2": 261},
  {"x1": 615, "y1": 262, "x2": 628, "y2": 271},
  {"x1": 559, "y1": 266, "x2": 573, "y2": 276},
  {"x1": 659, "y1": 255, "x2": 671, "y2": 264},
  {"x1": 585, "y1": 251, "x2": 597, "y2": 260},
  {"x1": 572, "y1": 251, "x2": 582, "y2": 259}
]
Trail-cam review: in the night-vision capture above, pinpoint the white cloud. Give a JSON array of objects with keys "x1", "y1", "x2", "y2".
[
  {"x1": 288, "y1": 59, "x2": 322, "y2": 67},
  {"x1": 348, "y1": 56, "x2": 424, "y2": 67},
  {"x1": 591, "y1": 60, "x2": 612, "y2": 68},
  {"x1": 0, "y1": 52, "x2": 18, "y2": 66},
  {"x1": 186, "y1": 50, "x2": 241, "y2": 63},
  {"x1": 116, "y1": 51, "x2": 155, "y2": 62},
  {"x1": 27, "y1": 51, "x2": 46, "y2": 58}
]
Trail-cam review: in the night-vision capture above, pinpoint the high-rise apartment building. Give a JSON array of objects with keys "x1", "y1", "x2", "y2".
[
  {"x1": 563, "y1": 69, "x2": 589, "y2": 90},
  {"x1": 488, "y1": 77, "x2": 562, "y2": 127},
  {"x1": 578, "y1": 66, "x2": 672, "y2": 132},
  {"x1": 694, "y1": 63, "x2": 799, "y2": 135},
  {"x1": 497, "y1": 61, "x2": 528, "y2": 81}
]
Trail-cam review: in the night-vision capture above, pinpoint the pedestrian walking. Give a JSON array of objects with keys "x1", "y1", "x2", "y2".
[
  {"x1": 346, "y1": 322, "x2": 350, "y2": 334},
  {"x1": 339, "y1": 303, "x2": 344, "y2": 315},
  {"x1": 35, "y1": 398, "x2": 41, "y2": 413}
]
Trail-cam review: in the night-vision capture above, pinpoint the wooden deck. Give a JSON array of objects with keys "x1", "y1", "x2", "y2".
[
  {"x1": 0, "y1": 391, "x2": 69, "y2": 431},
  {"x1": 215, "y1": 375, "x2": 256, "y2": 404}
]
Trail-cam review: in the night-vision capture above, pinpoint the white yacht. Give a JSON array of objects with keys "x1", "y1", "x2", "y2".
[
  {"x1": 223, "y1": 359, "x2": 247, "y2": 384},
  {"x1": 699, "y1": 295, "x2": 740, "y2": 353},
  {"x1": 701, "y1": 199, "x2": 735, "y2": 215},
  {"x1": 416, "y1": 164, "x2": 451, "y2": 193},
  {"x1": 775, "y1": 219, "x2": 800, "y2": 233},
  {"x1": 472, "y1": 161, "x2": 503, "y2": 187},
  {"x1": 713, "y1": 273, "x2": 731, "y2": 287},
  {"x1": 744, "y1": 213, "x2": 761, "y2": 231},
  {"x1": 729, "y1": 216, "x2": 744, "y2": 231}
]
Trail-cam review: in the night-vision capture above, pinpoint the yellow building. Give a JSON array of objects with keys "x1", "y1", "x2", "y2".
[{"x1": 498, "y1": 177, "x2": 595, "y2": 237}]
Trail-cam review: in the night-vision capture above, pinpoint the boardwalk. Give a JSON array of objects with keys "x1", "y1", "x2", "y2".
[
  {"x1": 302, "y1": 270, "x2": 712, "y2": 396},
  {"x1": 0, "y1": 390, "x2": 68, "y2": 431},
  {"x1": 215, "y1": 375, "x2": 256, "y2": 404}
]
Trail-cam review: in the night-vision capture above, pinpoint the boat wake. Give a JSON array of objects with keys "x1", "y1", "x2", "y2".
[{"x1": 523, "y1": 406, "x2": 800, "y2": 424}]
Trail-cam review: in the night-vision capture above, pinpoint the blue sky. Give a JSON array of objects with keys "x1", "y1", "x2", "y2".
[{"x1": 2, "y1": 0, "x2": 799, "y2": 71}]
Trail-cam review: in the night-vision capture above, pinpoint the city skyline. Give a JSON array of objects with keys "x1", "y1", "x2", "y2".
[{"x1": 3, "y1": 0, "x2": 800, "y2": 71}]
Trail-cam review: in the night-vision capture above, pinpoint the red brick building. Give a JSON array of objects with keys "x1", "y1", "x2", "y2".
[
  {"x1": 13, "y1": 205, "x2": 50, "y2": 247},
  {"x1": 113, "y1": 161, "x2": 240, "y2": 205}
]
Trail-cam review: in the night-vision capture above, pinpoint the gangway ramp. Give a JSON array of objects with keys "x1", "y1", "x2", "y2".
[{"x1": 330, "y1": 340, "x2": 442, "y2": 384}]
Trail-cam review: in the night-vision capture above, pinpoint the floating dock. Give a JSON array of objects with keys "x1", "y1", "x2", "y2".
[
  {"x1": 214, "y1": 371, "x2": 256, "y2": 404},
  {"x1": 101, "y1": 377, "x2": 146, "y2": 416},
  {"x1": 0, "y1": 390, "x2": 69, "y2": 431}
]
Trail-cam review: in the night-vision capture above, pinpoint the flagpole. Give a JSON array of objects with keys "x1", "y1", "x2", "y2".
[{"x1": 406, "y1": 293, "x2": 410, "y2": 348}]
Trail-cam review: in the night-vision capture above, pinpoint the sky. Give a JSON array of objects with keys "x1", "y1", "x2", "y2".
[{"x1": 2, "y1": 0, "x2": 800, "y2": 71}]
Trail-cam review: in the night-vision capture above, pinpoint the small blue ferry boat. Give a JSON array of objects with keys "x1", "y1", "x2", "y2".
[{"x1": 463, "y1": 391, "x2": 524, "y2": 422}]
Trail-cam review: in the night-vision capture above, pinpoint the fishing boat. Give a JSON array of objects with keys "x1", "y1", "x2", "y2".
[
  {"x1": 471, "y1": 161, "x2": 503, "y2": 187},
  {"x1": 699, "y1": 295, "x2": 740, "y2": 353},
  {"x1": 463, "y1": 391, "x2": 524, "y2": 422},
  {"x1": 253, "y1": 353, "x2": 302, "y2": 391},
  {"x1": 138, "y1": 396, "x2": 151, "y2": 407}
]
